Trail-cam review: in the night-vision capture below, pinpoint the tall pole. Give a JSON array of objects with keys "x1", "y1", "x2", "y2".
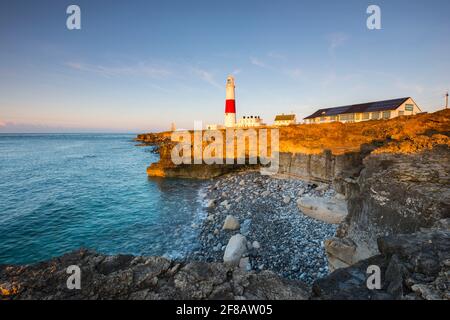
[{"x1": 446, "y1": 91, "x2": 448, "y2": 109}]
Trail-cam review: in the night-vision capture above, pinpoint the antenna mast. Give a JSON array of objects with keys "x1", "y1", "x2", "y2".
[{"x1": 446, "y1": 91, "x2": 449, "y2": 109}]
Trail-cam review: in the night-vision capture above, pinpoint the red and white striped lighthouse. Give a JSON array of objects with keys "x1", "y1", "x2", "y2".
[{"x1": 224, "y1": 75, "x2": 236, "y2": 127}]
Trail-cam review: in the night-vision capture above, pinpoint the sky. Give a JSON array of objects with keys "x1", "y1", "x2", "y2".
[{"x1": 0, "y1": 0, "x2": 449, "y2": 133}]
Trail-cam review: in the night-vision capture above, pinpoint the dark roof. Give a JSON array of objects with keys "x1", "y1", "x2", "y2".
[
  {"x1": 304, "y1": 97, "x2": 410, "y2": 119},
  {"x1": 275, "y1": 114, "x2": 296, "y2": 121}
]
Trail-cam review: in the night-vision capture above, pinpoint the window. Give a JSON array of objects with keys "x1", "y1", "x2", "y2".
[
  {"x1": 320, "y1": 117, "x2": 326, "y2": 122},
  {"x1": 371, "y1": 112, "x2": 380, "y2": 120},
  {"x1": 363, "y1": 112, "x2": 370, "y2": 120},
  {"x1": 339, "y1": 113, "x2": 355, "y2": 121},
  {"x1": 382, "y1": 111, "x2": 391, "y2": 119},
  {"x1": 405, "y1": 104, "x2": 414, "y2": 112},
  {"x1": 330, "y1": 116, "x2": 337, "y2": 122},
  {"x1": 398, "y1": 111, "x2": 404, "y2": 116}
]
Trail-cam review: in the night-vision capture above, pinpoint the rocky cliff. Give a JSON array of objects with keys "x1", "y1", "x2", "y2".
[
  {"x1": 140, "y1": 110, "x2": 450, "y2": 183},
  {"x1": 0, "y1": 249, "x2": 309, "y2": 300},
  {"x1": 2, "y1": 226, "x2": 447, "y2": 300},
  {"x1": 314, "y1": 224, "x2": 450, "y2": 300},
  {"x1": 145, "y1": 143, "x2": 255, "y2": 178},
  {"x1": 325, "y1": 145, "x2": 450, "y2": 271}
]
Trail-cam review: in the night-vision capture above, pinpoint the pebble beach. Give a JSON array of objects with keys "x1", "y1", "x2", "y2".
[{"x1": 189, "y1": 171, "x2": 338, "y2": 285}]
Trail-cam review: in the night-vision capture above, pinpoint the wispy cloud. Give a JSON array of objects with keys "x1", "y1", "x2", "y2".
[
  {"x1": 267, "y1": 52, "x2": 286, "y2": 60},
  {"x1": 66, "y1": 61, "x2": 172, "y2": 78},
  {"x1": 357, "y1": 69, "x2": 427, "y2": 95},
  {"x1": 327, "y1": 32, "x2": 349, "y2": 56},
  {"x1": 321, "y1": 71, "x2": 360, "y2": 87},
  {"x1": 191, "y1": 67, "x2": 221, "y2": 89},
  {"x1": 394, "y1": 79, "x2": 425, "y2": 95},
  {"x1": 283, "y1": 68, "x2": 302, "y2": 79},
  {"x1": 251, "y1": 56, "x2": 302, "y2": 80},
  {"x1": 250, "y1": 57, "x2": 267, "y2": 68}
]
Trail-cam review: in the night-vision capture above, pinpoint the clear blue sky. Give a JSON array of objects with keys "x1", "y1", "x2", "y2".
[{"x1": 0, "y1": 0, "x2": 449, "y2": 132}]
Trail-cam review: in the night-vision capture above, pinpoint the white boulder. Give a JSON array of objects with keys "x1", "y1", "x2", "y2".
[
  {"x1": 297, "y1": 195, "x2": 348, "y2": 224},
  {"x1": 223, "y1": 234, "x2": 247, "y2": 266}
]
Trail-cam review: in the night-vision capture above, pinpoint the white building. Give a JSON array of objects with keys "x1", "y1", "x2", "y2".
[
  {"x1": 274, "y1": 114, "x2": 296, "y2": 126},
  {"x1": 304, "y1": 97, "x2": 422, "y2": 124},
  {"x1": 206, "y1": 124, "x2": 224, "y2": 130},
  {"x1": 236, "y1": 115, "x2": 264, "y2": 128}
]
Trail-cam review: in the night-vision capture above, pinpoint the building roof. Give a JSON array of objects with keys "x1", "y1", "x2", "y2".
[
  {"x1": 303, "y1": 97, "x2": 411, "y2": 119},
  {"x1": 275, "y1": 114, "x2": 296, "y2": 121}
]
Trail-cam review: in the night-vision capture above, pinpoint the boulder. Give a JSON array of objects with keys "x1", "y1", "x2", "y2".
[
  {"x1": 335, "y1": 193, "x2": 346, "y2": 200},
  {"x1": 315, "y1": 184, "x2": 329, "y2": 191},
  {"x1": 283, "y1": 196, "x2": 291, "y2": 204},
  {"x1": 297, "y1": 195, "x2": 348, "y2": 224},
  {"x1": 323, "y1": 237, "x2": 369, "y2": 272},
  {"x1": 222, "y1": 215, "x2": 240, "y2": 231},
  {"x1": 205, "y1": 199, "x2": 215, "y2": 208},
  {"x1": 240, "y1": 219, "x2": 251, "y2": 236},
  {"x1": 223, "y1": 234, "x2": 247, "y2": 266},
  {"x1": 261, "y1": 190, "x2": 270, "y2": 197},
  {"x1": 252, "y1": 241, "x2": 261, "y2": 250},
  {"x1": 239, "y1": 257, "x2": 251, "y2": 271}
]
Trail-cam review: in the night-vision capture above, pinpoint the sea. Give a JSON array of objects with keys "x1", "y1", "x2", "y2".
[{"x1": 0, "y1": 134, "x2": 207, "y2": 265}]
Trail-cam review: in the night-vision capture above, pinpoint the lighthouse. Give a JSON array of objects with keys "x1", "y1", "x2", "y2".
[{"x1": 224, "y1": 75, "x2": 236, "y2": 127}]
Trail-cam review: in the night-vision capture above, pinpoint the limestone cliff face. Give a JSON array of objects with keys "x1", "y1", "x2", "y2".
[
  {"x1": 146, "y1": 143, "x2": 255, "y2": 179},
  {"x1": 325, "y1": 146, "x2": 450, "y2": 271},
  {"x1": 278, "y1": 149, "x2": 367, "y2": 185},
  {"x1": 140, "y1": 109, "x2": 450, "y2": 181},
  {"x1": 145, "y1": 139, "x2": 367, "y2": 181}
]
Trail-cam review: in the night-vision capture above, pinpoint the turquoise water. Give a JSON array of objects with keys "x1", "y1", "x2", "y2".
[{"x1": 0, "y1": 134, "x2": 206, "y2": 265}]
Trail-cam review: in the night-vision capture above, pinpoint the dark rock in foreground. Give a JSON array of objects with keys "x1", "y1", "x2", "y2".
[
  {"x1": 0, "y1": 249, "x2": 309, "y2": 300},
  {"x1": 313, "y1": 227, "x2": 450, "y2": 300}
]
